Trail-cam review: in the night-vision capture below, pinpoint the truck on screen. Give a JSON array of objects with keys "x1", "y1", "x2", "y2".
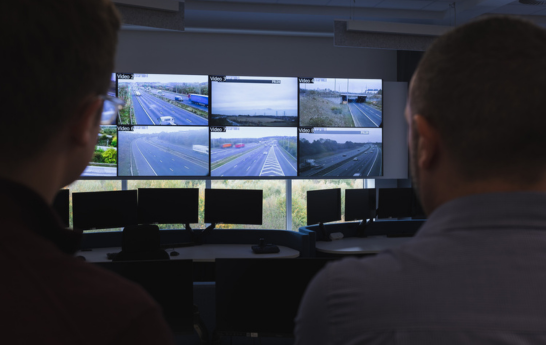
[
  {"x1": 189, "y1": 94, "x2": 209, "y2": 107},
  {"x1": 221, "y1": 143, "x2": 232, "y2": 149},
  {"x1": 235, "y1": 143, "x2": 245, "y2": 148},
  {"x1": 192, "y1": 145, "x2": 209, "y2": 155}
]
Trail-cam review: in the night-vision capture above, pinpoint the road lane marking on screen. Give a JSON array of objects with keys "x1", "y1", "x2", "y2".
[
  {"x1": 135, "y1": 93, "x2": 156, "y2": 124},
  {"x1": 366, "y1": 149, "x2": 380, "y2": 176},
  {"x1": 353, "y1": 104, "x2": 379, "y2": 127},
  {"x1": 260, "y1": 148, "x2": 284, "y2": 176},
  {"x1": 134, "y1": 140, "x2": 158, "y2": 176}
]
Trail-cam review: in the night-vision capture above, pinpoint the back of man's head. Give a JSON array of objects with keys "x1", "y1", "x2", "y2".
[
  {"x1": 410, "y1": 16, "x2": 546, "y2": 185},
  {"x1": 1, "y1": 0, "x2": 120, "y2": 165}
]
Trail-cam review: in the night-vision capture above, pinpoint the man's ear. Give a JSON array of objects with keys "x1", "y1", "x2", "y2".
[
  {"x1": 70, "y1": 97, "x2": 103, "y2": 147},
  {"x1": 413, "y1": 115, "x2": 440, "y2": 171}
]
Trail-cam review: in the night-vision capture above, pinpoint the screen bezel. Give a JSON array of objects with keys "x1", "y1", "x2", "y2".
[{"x1": 80, "y1": 73, "x2": 383, "y2": 180}]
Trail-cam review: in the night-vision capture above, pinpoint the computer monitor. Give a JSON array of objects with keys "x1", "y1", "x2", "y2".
[
  {"x1": 215, "y1": 258, "x2": 337, "y2": 338},
  {"x1": 138, "y1": 188, "x2": 199, "y2": 225},
  {"x1": 97, "y1": 260, "x2": 194, "y2": 334},
  {"x1": 72, "y1": 190, "x2": 138, "y2": 230},
  {"x1": 52, "y1": 189, "x2": 70, "y2": 227},
  {"x1": 377, "y1": 188, "x2": 412, "y2": 218},
  {"x1": 307, "y1": 188, "x2": 341, "y2": 225},
  {"x1": 204, "y1": 189, "x2": 263, "y2": 225},
  {"x1": 411, "y1": 189, "x2": 427, "y2": 219},
  {"x1": 345, "y1": 188, "x2": 376, "y2": 221}
]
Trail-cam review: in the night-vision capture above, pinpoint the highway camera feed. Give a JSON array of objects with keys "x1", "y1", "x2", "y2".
[
  {"x1": 82, "y1": 125, "x2": 117, "y2": 177},
  {"x1": 117, "y1": 74, "x2": 208, "y2": 126},
  {"x1": 210, "y1": 76, "x2": 298, "y2": 127},
  {"x1": 118, "y1": 126, "x2": 209, "y2": 177},
  {"x1": 211, "y1": 127, "x2": 297, "y2": 177},
  {"x1": 299, "y1": 128, "x2": 382, "y2": 177},
  {"x1": 299, "y1": 78, "x2": 382, "y2": 128}
]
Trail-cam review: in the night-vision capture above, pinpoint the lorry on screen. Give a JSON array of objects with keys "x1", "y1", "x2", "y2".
[
  {"x1": 221, "y1": 143, "x2": 232, "y2": 149},
  {"x1": 189, "y1": 94, "x2": 209, "y2": 107},
  {"x1": 192, "y1": 145, "x2": 209, "y2": 154},
  {"x1": 235, "y1": 143, "x2": 245, "y2": 148}
]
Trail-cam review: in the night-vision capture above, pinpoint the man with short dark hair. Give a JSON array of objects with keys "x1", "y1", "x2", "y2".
[
  {"x1": 295, "y1": 16, "x2": 546, "y2": 344},
  {"x1": 0, "y1": 1, "x2": 174, "y2": 343}
]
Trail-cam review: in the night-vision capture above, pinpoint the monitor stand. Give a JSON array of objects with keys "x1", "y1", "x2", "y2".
[
  {"x1": 357, "y1": 218, "x2": 373, "y2": 238},
  {"x1": 319, "y1": 222, "x2": 331, "y2": 242},
  {"x1": 194, "y1": 223, "x2": 216, "y2": 245},
  {"x1": 169, "y1": 223, "x2": 196, "y2": 256}
]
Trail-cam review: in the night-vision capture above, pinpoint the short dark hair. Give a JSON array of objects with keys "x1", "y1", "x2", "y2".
[
  {"x1": 410, "y1": 16, "x2": 546, "y2": 184},
  {"x1": 1, "y1": 0, "x2": 120, "y2": 163}
]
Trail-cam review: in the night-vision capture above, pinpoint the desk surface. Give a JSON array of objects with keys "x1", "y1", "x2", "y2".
[
  {"x1": 315, "y1": 235, "x2": 413, "y2": 254},
  {"x1": 77, "y1": 244, "x2": 300, "y2": 263}
]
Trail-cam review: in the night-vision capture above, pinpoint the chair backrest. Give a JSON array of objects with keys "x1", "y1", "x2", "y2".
[{"x1": 96, "y1": 260, "x2": 194, "y2": 334}]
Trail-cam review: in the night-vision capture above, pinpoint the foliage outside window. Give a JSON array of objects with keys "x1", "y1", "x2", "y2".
[{"x1": 291, "y1": 179, "x2": 365, "y2": 231}]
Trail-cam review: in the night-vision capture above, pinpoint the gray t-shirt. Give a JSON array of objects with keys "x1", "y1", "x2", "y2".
[{"x1": 295, "y1": 192, "x2": 546, "y2": 345}]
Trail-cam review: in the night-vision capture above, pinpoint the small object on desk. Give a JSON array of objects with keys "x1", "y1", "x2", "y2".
[
  {"x1": 80, "y1": 248, "x2": 92, "y2": 252},
  {"x1": 106, "y1": 252, "x2": 119, "y2": 260},
  {"x1": 329, "y1": 232, "x2": 344, "y2": 241},
  {"x1": 170, "y1": 251, "x2": 180, "y2": 257},
  {"x1": 252, "y1": 238, "x2": 280, "y2": 254},
  {"x1": 76, "y1": 255, "x2": 86, "y2": 261}
]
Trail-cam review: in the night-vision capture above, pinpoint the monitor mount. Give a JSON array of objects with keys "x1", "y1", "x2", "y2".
[
  {"x1": 357, "y1": 218, "x2": 374, "y2": 238},
  {"x1": 318, "y1": 222, "x2": 331, "y2": 241},
  {"x1": 194, "y1": 222, "x2": 216, "y2": 245}
]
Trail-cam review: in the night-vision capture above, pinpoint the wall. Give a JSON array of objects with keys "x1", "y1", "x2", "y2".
[
  {"x1": 115, "y1": 30, "x2": 408, "y2": 180},
  {"x1": 116, "y1": 30, "x2": 397, "y2": 79}
]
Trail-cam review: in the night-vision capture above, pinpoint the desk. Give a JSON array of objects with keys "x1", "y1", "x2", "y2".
[
  {"x1": 315, "y1": 235, "x2": 412, "y2": 255},
  {"x1": 77, "y1": 244, "x2": 299, "y2": 263}
]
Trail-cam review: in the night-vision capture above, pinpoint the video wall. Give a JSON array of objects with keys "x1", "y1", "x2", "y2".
[{"x1": 81, "y1": 74, "x2": 383, "y2": 179}]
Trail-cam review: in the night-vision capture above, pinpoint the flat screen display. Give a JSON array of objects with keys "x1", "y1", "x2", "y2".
[
  {"x1": 210, "y1": 126, "x2": 297, "y2": 177},
  {"x1": 117, "y1": 73, "x2": 208, "y2": 126},
  {"x1": 307, "y1": 188, "x2": 341, "y2": 225},
  {"x1": 204, "y1": 189, "x2": 263, "y2": 225},
  {"x1": 345, "y1": 188, "x2": 376, "y2": 221},
  {"x1": 80, "y1": 73, "x2": 384, "y2": 180},
  {"x1": 52, "y1": 189, "x2": 70, "y2": 227},
  {"x1": 72, "y1": 190, "x2": 138, "y2": 230},
  {"x1": 81, "y1": 125, "x2": 118, "y2": 177},
  {"x1": 118, "y1": 126, "x2": 209, "y2": 177},
  {"x1": 138, "y1": 188, "x2": 199, "y2": 224},
  {"x1": 378, "y1": 188, "x2": 412, "y2": 218},
  {"x1": 210, "y1": 76, "x2": 298, "y2": 127},
  {"x1": 299, "y1": 77, "x2": 382, "y2": 128},
  {"x1": 299, "y1": 128, "x2": 382, "y2": 177}
]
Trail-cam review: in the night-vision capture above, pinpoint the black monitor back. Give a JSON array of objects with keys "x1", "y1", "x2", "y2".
[
  {"x1": 345, "y1": 188, "x2": 376, "y2": 221},
  {"x1": 52, "y1": 189, "x2": 70, "y2": 227},
  {"x1": 411, "y1": 190, "x2": 427, "y2": 219},
  {"x1": 377, "y1": 188, "x2": 412, "y2": 218},
  {"x1": 204, "y1": 189, "x2": 263, "y2": 225},
  {"x1": 138, "y1": 188, "x2": 199, "y2": 225},
  {"x1": 96, "y1": 260, "x2": 193, "y2": 334},
  {"x1": 72, "y1": 190, "x2": 138, "y2": 230},
  {"x1": 307, "y1": 188, "x2": 341, "y2": 225},
  {"x1": 216, "y1": 258, "x2": 336, "y2": 337}
]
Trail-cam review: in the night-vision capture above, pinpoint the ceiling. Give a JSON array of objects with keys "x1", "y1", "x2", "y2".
[
  {"x1": 120, "y1": 0, "x2": 546, "y2": 36},
  {"x1": 183, "y1": 0, "x2": 546, "y2": 35}
]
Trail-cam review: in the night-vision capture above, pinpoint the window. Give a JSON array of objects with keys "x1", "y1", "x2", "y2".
[{"x1": 291, "y1": 179, "x2": 367, "y2": 231}]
